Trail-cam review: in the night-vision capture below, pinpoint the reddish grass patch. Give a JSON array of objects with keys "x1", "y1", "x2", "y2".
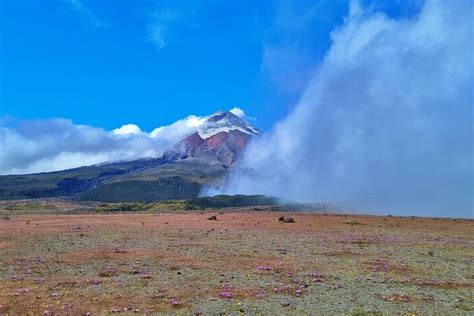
[
  {"x1": 323, "y1": 250, "x2": 363, "y2": 257},
  {"x1": 406, "y1": 279, "x2": 473, "y2": 289},
  {"x1": 379, "y1": 293, "x2": 413, "y2": 303},
  {"x1": 366, "y1": 257, "x2": 413, "y2": 275}
]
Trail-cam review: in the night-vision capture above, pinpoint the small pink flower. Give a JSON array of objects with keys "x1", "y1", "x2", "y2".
[
  {"x1": 273, "y1": 286, "x2": 291, "y2": 293},
  {"x1": 221, "y1": 283, "x2": 234, "y2": 290},
  {"x1": 296, "y1": 285, "x2": 304, "y2": 296},
  {"x1": 169, "y1": 298, "x2": 181, "y2": 307},
  {"x1": 35, "y1": 277, "x2": 44, "y2": 284},
  {"x1": 219, "y1": 290, "x2": 233, "y2": 299}
]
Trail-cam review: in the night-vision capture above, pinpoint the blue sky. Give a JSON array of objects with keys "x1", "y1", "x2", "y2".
[
  {"x1": 0, "y1": 0, "x2": 422, "y2": 132},
  {"x1": 1, "y1": 0, "x2": 471, "y2": 216}
]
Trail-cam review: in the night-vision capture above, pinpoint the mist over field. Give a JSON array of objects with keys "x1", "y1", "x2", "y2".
[{"x1": 216, "y1": 1, "x2": 474, "y2": 218}]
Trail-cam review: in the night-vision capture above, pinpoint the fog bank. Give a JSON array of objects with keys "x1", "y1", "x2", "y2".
[{"x1": 213, "y1": 1, "x2": 474, "y2": 217}]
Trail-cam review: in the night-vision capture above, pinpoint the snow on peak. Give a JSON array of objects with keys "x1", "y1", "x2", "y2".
[{"x1": 197, "y1": 111, "x2": 259, "y2": 139}]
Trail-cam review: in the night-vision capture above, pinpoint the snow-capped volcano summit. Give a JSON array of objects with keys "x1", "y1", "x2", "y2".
[
  {"x1": 164, "y1": 110, "x2": 260, "y2": 166},
  {"x1": 197, "y1": 110, "x2": 259, "y2": 139}
]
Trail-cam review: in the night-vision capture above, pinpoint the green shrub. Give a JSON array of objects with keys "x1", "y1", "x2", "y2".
[{"x1": 344, "y1": 220, "x2": 362, "y2": 225}]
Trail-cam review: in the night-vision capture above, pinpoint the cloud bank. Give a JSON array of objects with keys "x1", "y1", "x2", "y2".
[
  {"x1": 0, "y1": 118, "x2": 159, "y2": 175},
  {"x1": 0, "y1": 109, "x2": 246, "y2": 175},
  {"x1": 215, "y1": 1, "x2": 474, "y2": 217}
]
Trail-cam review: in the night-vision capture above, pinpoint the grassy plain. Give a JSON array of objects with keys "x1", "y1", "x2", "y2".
[{"x1": 0, "y1": 207, "x2": 472, "y2": 314}]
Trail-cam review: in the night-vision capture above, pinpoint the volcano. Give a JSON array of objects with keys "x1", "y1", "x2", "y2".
[
  {"x1": 163, "y1": 110, "x2": 259, "y2": 166},
  {"x1": 0, "y1": 111, "x2": 260, "y2": 201}
]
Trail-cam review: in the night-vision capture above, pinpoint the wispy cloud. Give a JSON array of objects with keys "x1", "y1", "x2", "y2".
[
  {"x1": 147, "y1": 8, "x2": 182, "y2": 51},
  {"x1": 64, "y1": 0, "x2": 107, "y2": 28}
]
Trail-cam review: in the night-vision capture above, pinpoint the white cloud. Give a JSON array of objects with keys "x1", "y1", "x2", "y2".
[
  {"x1": 150, "y1": 115, "x2": 207, "y2": 140},
  {"x1": 113, "y1": 124, "x2": 142, "y2": 136},
  {"x1": 0, "y1": 118, "x2": 178, "y2": 175},
  {"x1": 64, "y1": 0, "x2": 107, "y2": 28},
  {"x1": 8, "y1": 152, "x2": 112, "y2": 175},
  {"x1": 0, "y1": 119, "x2": 162, "y2": 175},
  {"x1": 214, "y1": 1, "x2": 474, "y2": 218},
  {"x1": 229, "y1": 107, "x2": 245, "y2": 118}
]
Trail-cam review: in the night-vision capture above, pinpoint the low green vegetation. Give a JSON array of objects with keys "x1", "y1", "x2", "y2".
[
  {"x1": 344, "y1": 220, "x2": 363, "y2": 225},
  {"x1": 80, "y1": 178, "x2": 202, "y2": 202},
  {"x1": 4, "y1": 202, "x2": 58, "y2": 211},
  {"x1": 0, "y1": 159, "x2": 227, "y2": 201},
  {"x1": 94, "y1": 195, "x2": 279, "y2": 213},
  {"x1": 187, "y1": 194, "x2": 279, "y2": 209},
  {"x1": 95, "y1": 201, "x2": 193, "y2": 213},
  {"x1": 0, "y1": 195, "x2": 280, "y2": 216}
]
